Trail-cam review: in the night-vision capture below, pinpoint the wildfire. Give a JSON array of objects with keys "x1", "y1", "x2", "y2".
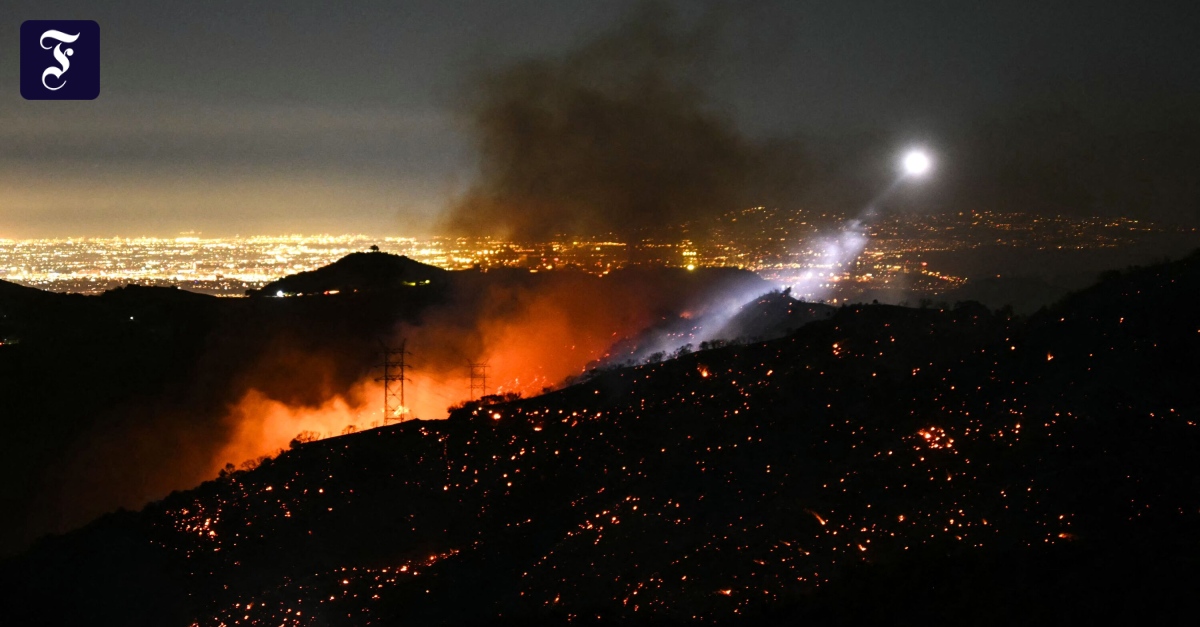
[
  {"x1": 208, "y1": 268, "x2": 771, "y2": 485},
  {"x1": 214, "y1": 383, "x2": 380, "y2": 474},
  {"x1": 211, "y1": 279, "x2": 679, "y2": 473}
]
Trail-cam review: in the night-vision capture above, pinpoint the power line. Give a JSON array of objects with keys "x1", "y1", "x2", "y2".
[
  {"x1": 468, "y1": 360, "x2": 489, "y2": 400},
  {"x1": 376, "y1": 339, "x2": 412, "y2": 424}
]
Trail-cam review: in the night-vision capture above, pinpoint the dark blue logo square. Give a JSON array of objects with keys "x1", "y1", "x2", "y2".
[{"x1": 21, "y1": 20, "x2": 100, "y2": 100}]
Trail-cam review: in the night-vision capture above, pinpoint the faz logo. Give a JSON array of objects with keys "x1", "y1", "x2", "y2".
[{"x1": 21, "y1": 20, "x2": 100, "y2": 100}]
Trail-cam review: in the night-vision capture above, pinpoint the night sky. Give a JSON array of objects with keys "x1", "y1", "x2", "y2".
[{"x1": 2, "y1": 0, "x2": 1197, "y2": 237}]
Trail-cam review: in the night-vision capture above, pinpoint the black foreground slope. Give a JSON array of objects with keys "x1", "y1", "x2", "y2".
[{"x1": 3, "y1": 252, "x2": 1200, "y2": 626}]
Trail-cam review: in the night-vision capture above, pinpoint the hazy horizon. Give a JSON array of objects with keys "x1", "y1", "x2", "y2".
[{"x1": 4, "y1": 1, "x2": 1199, "y2": 238}]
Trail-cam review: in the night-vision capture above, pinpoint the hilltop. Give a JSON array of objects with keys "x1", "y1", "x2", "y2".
[
  {"x1": 254, "y1": 251, "x2": 448, "y2": 296},
  {"x1": 715, "y1": 289, "x2": 837, "y2": 341},
  {"x1": 3, "y1": 250, "x2": 1198, "y2": 625}
]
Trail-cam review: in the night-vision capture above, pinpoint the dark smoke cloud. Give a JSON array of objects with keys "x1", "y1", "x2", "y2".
[
  {"x1": 446, "y1": 2, "x2": 807, "y2": 239},
  {"x1": 447, "y1": 1, "x2": 1200, "y2": 237}
]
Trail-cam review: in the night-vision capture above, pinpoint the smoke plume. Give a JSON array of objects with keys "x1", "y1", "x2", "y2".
[{"x1": 446, "y1": 3, "x2": 806, "y2": 239}]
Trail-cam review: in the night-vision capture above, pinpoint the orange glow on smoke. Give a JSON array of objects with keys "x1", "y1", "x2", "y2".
[
  {"x1": 212, "y1": 270, "x2": 752, "y2": 472},
  {"x1": 212, "y1": 310, "x2": 630, "y2": 472},
  {"x1": 213, "y1": 374, "x2": 478, "y2": 472},
  {"x1": 214, "y1": 382, "x2": 377, "y2": 472},
  {"x1": 477, "y1": 290, "x2": 623, "y2": 396}
]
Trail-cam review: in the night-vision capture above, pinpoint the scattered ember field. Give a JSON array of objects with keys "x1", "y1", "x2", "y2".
[{"x1": 3, "y1": 252, "x2": 1200, "y2": 625}]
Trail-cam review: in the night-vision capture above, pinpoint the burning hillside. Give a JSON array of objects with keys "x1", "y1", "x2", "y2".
[
  {"x1": 0, "y1": 254, "x2": 774, "y2": 557},
  {"x1": 5, "y1": 251, "x2": 1198, "y2": 625}
]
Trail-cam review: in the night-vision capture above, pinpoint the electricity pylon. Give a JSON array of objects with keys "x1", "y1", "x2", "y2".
[
  {"x1": 468, "y1": 361, "x2": 489, "y2": 400},
  {"x1": 376, "y1": 340, "x2": 412, "y2": 424}
]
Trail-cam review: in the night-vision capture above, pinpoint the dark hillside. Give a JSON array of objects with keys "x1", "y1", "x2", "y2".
[
  {"x1": 715, "y1": 289, "x2": 836, "y2": 341},
  {"x1": 4, "y1": 251, "x2": 1198, "y2": 625},
  {"x1": 0, "y1": 271, "x2": 440, "y2": 556},
  {"x1": 0, "y1": 259, "x2": 774, "y2": 558}
]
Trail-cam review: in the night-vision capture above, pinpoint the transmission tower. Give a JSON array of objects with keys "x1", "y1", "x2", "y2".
[
  {"x1": 468, "y1": 361, "x2": 489, "y2": 400},
  {"x1": 376, "y1": 340, "x2": 412, "y2": 424}
]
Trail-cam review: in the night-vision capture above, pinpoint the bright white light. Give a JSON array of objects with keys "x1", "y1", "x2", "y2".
[{"x1": 903, "y1": 150, "x2": 932, "y2": 176}]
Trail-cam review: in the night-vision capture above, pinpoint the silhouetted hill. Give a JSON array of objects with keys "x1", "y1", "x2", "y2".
[
  {"x1": 0, "y1": 276, "x2": 431, "y2": 557},
  {"x1": 255, "y1": 251, "x2": 448, "y2": 296},
  {"x1": 0, "y1": 277, "x2": 50, "y2": 301},
  {"x1": 4, "y1": 251, "x2": 1198, "y2": 625},
  {"x1": 0, "y1": 279, "x2": 44, "y2": 341},
  {"x1": 715, "y1": 289, "x2": 836, "y2": 341},
  {"x1": 937, "y1": 274, "x2": 1071, "y2": 314}
]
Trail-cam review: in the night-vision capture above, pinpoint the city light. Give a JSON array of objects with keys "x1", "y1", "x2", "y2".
[{"x1": 0, "y1": 211, "x2": 1180, "y2": 300}]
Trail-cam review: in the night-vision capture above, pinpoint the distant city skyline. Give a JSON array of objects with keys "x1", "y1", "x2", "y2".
[{"x1": 6, "y1": 209, "x2": 1193, "y2": 309}]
